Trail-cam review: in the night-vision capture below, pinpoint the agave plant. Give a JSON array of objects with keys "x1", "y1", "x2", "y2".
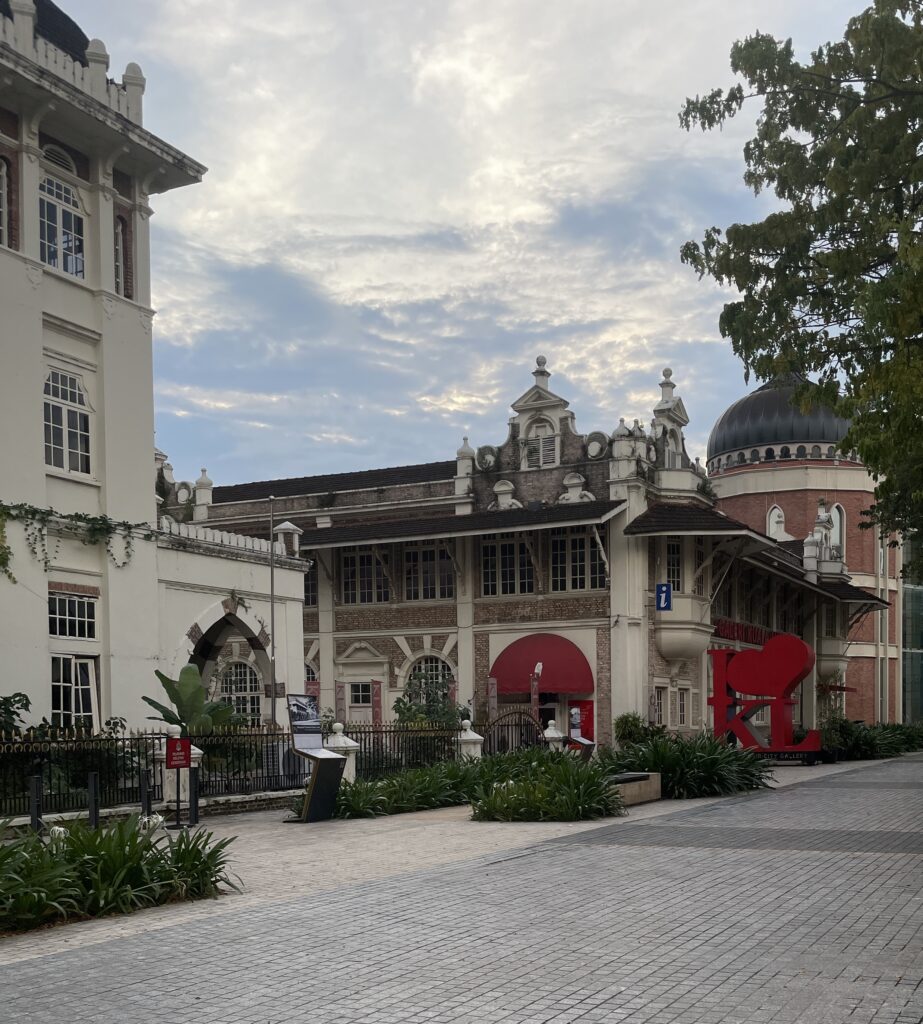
[{"x1": 142, "y1": 664, "x2": 235, "y2": 737}]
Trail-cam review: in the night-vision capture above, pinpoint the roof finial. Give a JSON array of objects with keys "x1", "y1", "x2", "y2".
[{"x1": 533, "y1": 354, "x2": 550, "y2": 390}]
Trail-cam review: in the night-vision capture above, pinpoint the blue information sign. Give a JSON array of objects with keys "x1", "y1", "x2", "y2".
[{"x1": 655, "y1": 583, "x2": 672, "y2": 611}]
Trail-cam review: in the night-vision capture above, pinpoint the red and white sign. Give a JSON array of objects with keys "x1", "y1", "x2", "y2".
[{"x1": 165, "y1": 737, "x2": 192, "y2": 770}]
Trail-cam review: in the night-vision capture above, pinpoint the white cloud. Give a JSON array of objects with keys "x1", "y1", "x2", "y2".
[{"x1": 69, "y1": 0, "x2": 861, "y2": 481}]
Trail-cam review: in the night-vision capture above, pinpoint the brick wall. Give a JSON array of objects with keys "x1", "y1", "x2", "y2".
[
  {"x1": 335, "y1": 604, "x2": 456, "y2": 632},
  {"x1": 473, "y1": 594, "x2": 608, "y2": 626},
  {"x1": 474, "y1": 633, "x2": 490, "y2": 717},
  {"x1": 717, "y1": 488, "x2": 879, "y2": 575},
  {"x1": 595, "y1": 626, "x2": 612, "y2": 745},
  {"x1": 303, "y1": 610, "x2": 319, "y2": 633},
  {"x1": 845, "y1": 658, "x2": 875, "y2": 722}
]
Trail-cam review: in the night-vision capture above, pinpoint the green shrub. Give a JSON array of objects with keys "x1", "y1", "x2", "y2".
[
  {"x1": 0, "y1": 816, "x2": 237, "y2": 933},
  {"x1": 598, "y1": 733, "x2": 773, "y2": 799},
  {"x1": 471, "y1": 756, "x2": 624, "y2": 822},
  {"x1": 612, "y1": 712, "x2": 665, "y2": 746}
]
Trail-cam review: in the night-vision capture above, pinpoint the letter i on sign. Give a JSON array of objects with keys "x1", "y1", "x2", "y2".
[{"x1": 656, "y1": 583, "x2": 672, "y2": 611}]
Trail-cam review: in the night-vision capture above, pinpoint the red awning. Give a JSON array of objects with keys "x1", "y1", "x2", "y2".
[{"x1": 491, "y1": 633, "x2": 594, "y2": 695}]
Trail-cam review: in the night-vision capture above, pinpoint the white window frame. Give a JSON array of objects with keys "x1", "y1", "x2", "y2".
[
  {"x1": 341, "y1": 548, "x2": 390, "y2": 605},
  {"x1": 404, "y1": 542, "x2": 454, "y2": 601},
  {"x1": 408, "y1": 655, "x2": 453, "y2": 693},
  {"x1": 677, "y1": 687, "x2": 689, "y2": 727},
  {"x1": 114, "y1": 215, "x2": 127, "y2": 296},
  {"x1": 666, "y1": 537, "x2": 683, "y2": 593},
  {"x1": 303, "y1": 559, "x2": 318, "y2": 607},
  {"x1": 44, "y1": 369, "x2": 92, "y2": 475},
  {"x1": 694, "y1": 537, "x2": 706, "y2": 597},
  {"x1": 523, "y1": 419, "x2": 557, "y2": 470},
  {"x1": 51, "y1": 654, "x2": 99, "y2": 730},
  {"x1": 654, "y1": 686, "x2": 667, "y2": 727},
  {"x1": 49, "y1": 592, "x2": 97, "y2": 640},
  {"x1": 550, "y1": 527, "x2": 607, "y2": 592},
  {"x1": 831, "y1": 504, "x2": 845, "y2": 557},
  {"x1": 218, "y1": 661, "x2": 263, "y2": 726},
  {"x1": 349, "y1": 682, "x2": 372, "y2": 706},
  {"x1": 481, "y1": 533, "x2": 534, "y2": 596},
  {"x1": 39, "y1": 171, "x2": 85, "y2": 279}
]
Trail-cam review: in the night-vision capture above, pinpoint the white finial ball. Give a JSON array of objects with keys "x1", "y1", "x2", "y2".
[
  {"x1": 536, "y1": 355, "x2": 547, "y2": 369},
  {"x1": 662, "y1": 367, "x2": 673, "y2": 380}
]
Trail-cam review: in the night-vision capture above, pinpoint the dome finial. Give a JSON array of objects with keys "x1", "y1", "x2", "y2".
[{"x1": 532, "y1": 354, "x2": 550, "y2": 390}]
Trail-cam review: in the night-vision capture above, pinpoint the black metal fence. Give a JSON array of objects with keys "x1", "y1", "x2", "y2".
[
  {"x1": 0, "y1": 732, "x2": 164, "y2": 816},
  {"x1": 476, "y1": 715, "x2": 544, "y2": 757},
  {"x1": 196, "y1": 731, "x2": 311, "y2": 795},
  {"x1": 340, "y1": 723, "x2": 462, "y2": 779}
]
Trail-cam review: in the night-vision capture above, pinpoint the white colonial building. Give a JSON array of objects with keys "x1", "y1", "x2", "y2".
[{"x1": 0, "y1": 0, "x2": 306, "y2": 730}]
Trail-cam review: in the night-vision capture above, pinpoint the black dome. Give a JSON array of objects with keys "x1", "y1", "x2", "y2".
[
  {"x1": 0, "y1": 0, "x2": 89, "y2": 66},
  {"x1": 707, "y1": 375, "x2": 851, "y2": 461}
]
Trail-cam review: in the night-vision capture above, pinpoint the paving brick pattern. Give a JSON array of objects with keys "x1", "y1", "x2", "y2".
[{"x1": 3, "y1": 757, "x2": 923, "y2": 1023}]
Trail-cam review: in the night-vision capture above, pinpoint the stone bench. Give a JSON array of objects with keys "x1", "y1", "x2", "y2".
[{"x1": 612, "y1": 771, "x2": 662, "y2": 806}]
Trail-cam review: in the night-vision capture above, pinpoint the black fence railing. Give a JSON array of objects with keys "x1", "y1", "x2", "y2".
[
  {"x1": 0, "y1": 732, "x2": 164, "y2": 816},
  {"x1": 476, "y1": 719, "x2": 544, "y2": 758},
  {"x1": 196, "y1": 731, "x2": 311, "y2": 796},
  {"x1": 340, "y1": 723, "x2": 462, "y2": 779}
]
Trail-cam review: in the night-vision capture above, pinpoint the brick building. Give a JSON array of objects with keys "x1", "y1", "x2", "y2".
[
  {"x1": 706, "y1": 376, "x2": 902, "y2": 723},
  {"x1": 186, "y1": 360, "x2": 886, "y2": 744}
]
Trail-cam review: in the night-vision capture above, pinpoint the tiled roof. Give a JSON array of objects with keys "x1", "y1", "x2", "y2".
[
  {"x1": 212, "y1": 460, "x2": 457, "y2": 504},
  {"x1": 624, "y1": 502, "x2": 767, "y2": 538},
  {"x1": 299, "y1": 499, "x2": 625, "y2": 549},
  {"x1": 818, "y1": 579, "x2": 889, "y2": 607}
]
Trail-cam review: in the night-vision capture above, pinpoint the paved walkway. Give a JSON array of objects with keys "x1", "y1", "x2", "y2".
[{"x1": 3, "y1": 757, "x2": 923, "y2": 1023}]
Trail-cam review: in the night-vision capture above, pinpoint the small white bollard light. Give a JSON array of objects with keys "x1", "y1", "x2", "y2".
[
  {"x1": 324, "y1": 723, "x2": 360, "y2": 783},
  {"x1": 543, "y1": 719, "x2": 565, "y2": 752},
  {"x1": 459, "y1": 719, "x2": 484, "y2": 761}
]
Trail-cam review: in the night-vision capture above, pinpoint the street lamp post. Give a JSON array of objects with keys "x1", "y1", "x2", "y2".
[{"x1": 269, "y1": 495, "x2": 276, "y2": 727}]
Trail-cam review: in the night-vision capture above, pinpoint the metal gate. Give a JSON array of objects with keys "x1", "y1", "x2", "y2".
[{"x1": 479, "y1": 710, "x2": 544, "y2": 756}]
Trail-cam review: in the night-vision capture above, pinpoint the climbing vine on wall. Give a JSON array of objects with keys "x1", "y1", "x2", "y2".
[{"x1": 0, "y1": 502, "x2": 153, "y2": 583}]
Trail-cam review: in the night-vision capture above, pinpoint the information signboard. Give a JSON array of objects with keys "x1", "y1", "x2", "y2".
[
  {"x1": 655, "y1": 583, "x2": 672, "y2": 611},
  {"x1": 286, "y1": 693, "x2": 323, "y2": 754},
  {"x1": 165, "y1": 737, "x2": 192, "y2": 770}
]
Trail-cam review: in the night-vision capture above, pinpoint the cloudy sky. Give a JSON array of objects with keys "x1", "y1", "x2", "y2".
[{"x1": 70, "y1": 0, "x2": 859, "y2": 487}]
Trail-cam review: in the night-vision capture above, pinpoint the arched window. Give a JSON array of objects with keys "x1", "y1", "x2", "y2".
[
  {"x1": 764, "y1": 447, "x2": 776, "y2": 461},
  {"x1": 39, "y1": 171, "x2": 84, "y2": 278},
  {"x1": 749, "y1": 449, "x2": 760, "y2": 463},
  {"x1": 218, "y1": 662, "x2": 262, "y2": 725},
  {"x1": 406, "y1": 654, "x2": 454, "y2": 698},
  {"x1": 811, "y1": 445, "x2": 822, "y2": 459},
  {"x1": 736, "y1": 452, "x2": 746, "y2": 465},
  {"x1": 767, "y1": 505, "x2": 786, "y2": 540},
  {"x1": 827, "y1": 446, "x2": 836, "y2": 459},
  {"x1": 524, "y1": 419, "x2": 557, "y2": 469},
  {"x1": 43, "y1": 145, "x2": 76, "y2": 174},
  {"x1": 780, "y1": 446, "x2": 791, "y2": 459},
  {"x1": 796, "y1": 445, "x2": 807, "y2": 459},
  {"x1": 44, "y1": 369, "x2": 91, "y2": 473},
  {"x1": 831, "y1": 504, "x2": 845, "y2": 556}
]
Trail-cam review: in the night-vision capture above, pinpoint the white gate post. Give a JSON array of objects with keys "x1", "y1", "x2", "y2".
[
  {"x1": 459, "y1": 720, "x2": 484, "y2": 760},
  {"x1": 325, "y1": 723, "x2": 360, "y2": 782}
]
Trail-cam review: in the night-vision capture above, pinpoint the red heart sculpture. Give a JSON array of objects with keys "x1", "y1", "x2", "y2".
[{"x1": 726, "y1": 634, "x2": 816, "y2": 698}]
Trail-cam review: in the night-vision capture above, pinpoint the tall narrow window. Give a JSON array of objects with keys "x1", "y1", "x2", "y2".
[
  {"x1": 654, "y1": 686, "x2": 666, "y2": 726},
  {"x1": 0, "y1": 158, "x2": 7, "y2": 248},
  {"x1": 51, "y1": 655, "x2": 98, "y2": 730},
  {"x1": 44, "y1": 370, "x2": 91, "y2": 474},
  {"x1": 694, "y1": 537, "x2": 706, "y2": 596},
  {"x1": 831, "y1": 504, "x2": 845, "y2": 557},
  {"x1": 666, "y1": 538, "x2": 682, "y2": 593},
  {"x1": 303, "y1": 560, "x2": 318, "y2": 607},
  {"x1": 39, "y1": 175, "x2": 85, "y2": 278},
  {"x1": 678, "y1": 688, "x2": 689, "y2": 727},
  {"x1": 114, "y1": 216, "x2": 127, "y2": 296}
]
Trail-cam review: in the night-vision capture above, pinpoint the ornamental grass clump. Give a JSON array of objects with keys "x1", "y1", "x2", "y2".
[
  {"x1": 0, "y1": 816, "x2": 237, "y2": 933},
  {"x1": 598, "y1": 734, "x2": 772, "y2": 800}
]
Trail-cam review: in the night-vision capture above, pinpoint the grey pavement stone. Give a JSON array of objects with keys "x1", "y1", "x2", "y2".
[{"x1": 3, "y1": 756, "x2": 923, "y2": 1023}]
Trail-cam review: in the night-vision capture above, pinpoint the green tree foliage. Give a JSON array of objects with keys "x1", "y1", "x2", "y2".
[
  {"x1": 680, "y1": 1, "x2": 923, "y2": 570},
  {"x1": 143, "y1": 664, "x2": 235, "y2": 737}
]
